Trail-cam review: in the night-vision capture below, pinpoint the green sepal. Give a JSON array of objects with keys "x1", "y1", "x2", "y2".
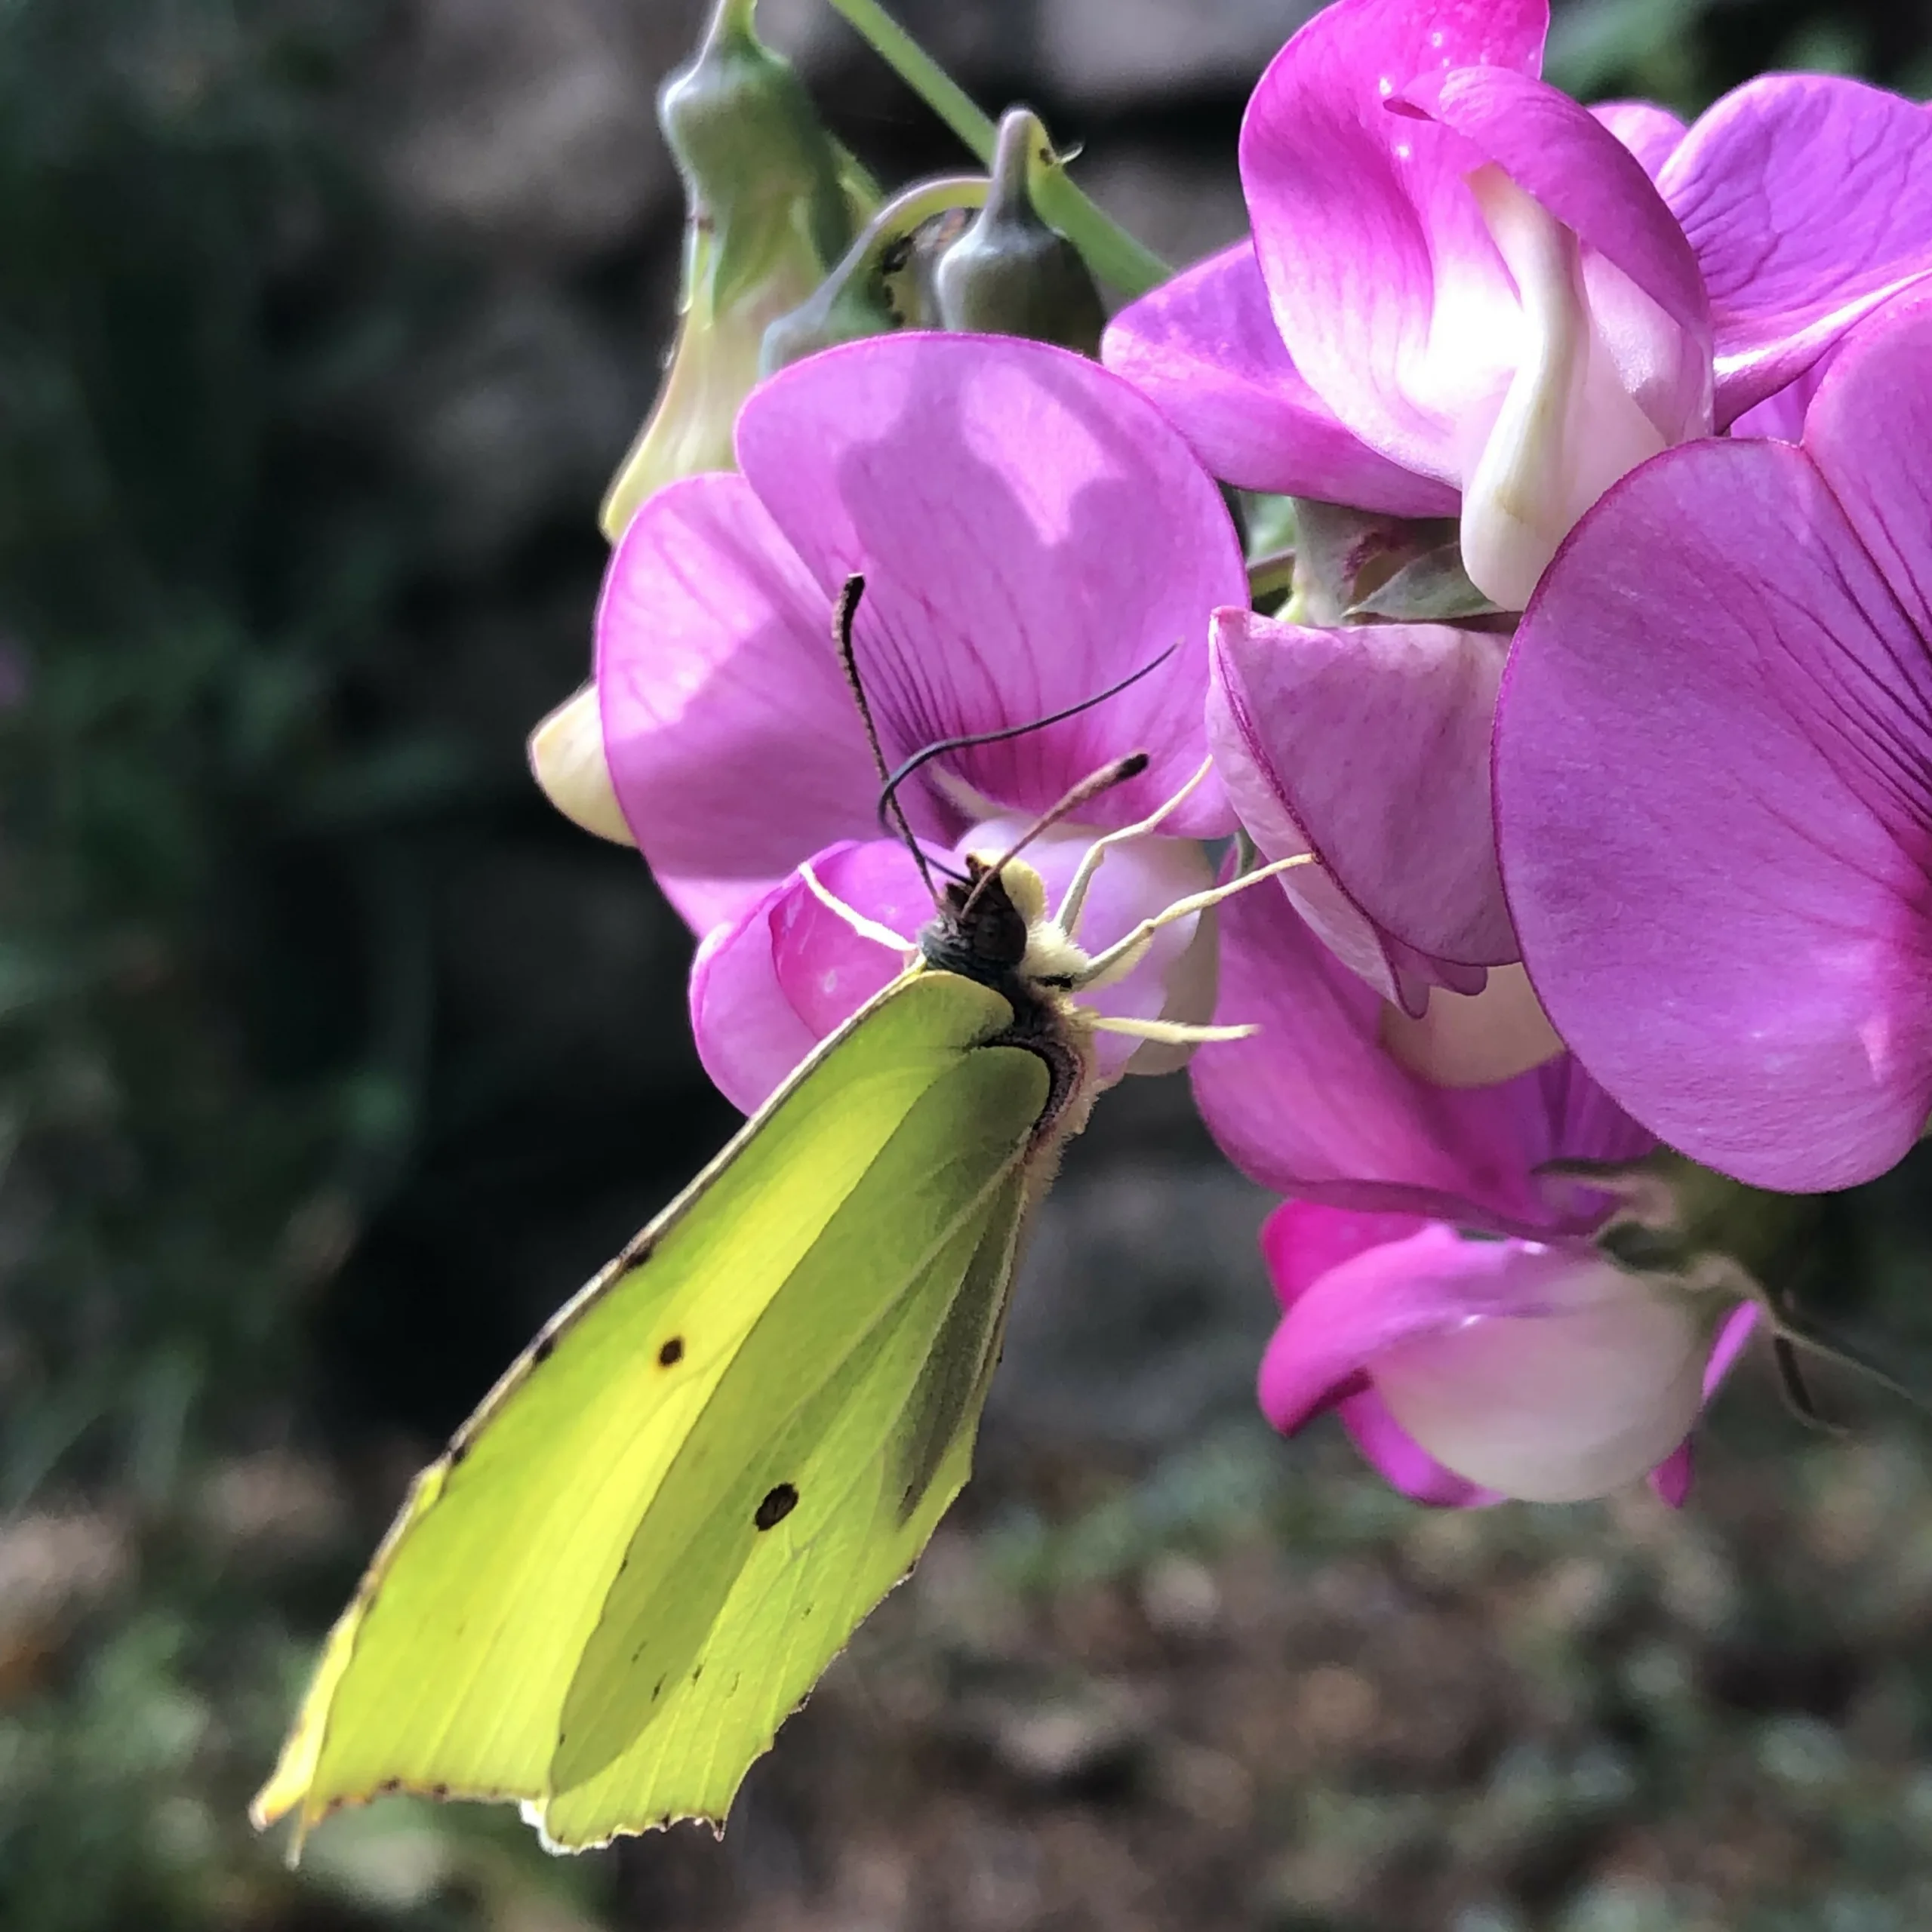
[{"x1": 1283, "y1": 501, "x2": 1460, "y2": 627}]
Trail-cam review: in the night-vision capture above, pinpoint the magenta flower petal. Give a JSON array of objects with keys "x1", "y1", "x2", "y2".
[
  {"x1": 690, "y1": 838, "x2": 922, "y2": 1115},
  {"x1": 1496, "y1": 368, "x2": 1932, "y2": 1189},
  {"x1": 1592, "y1": 100, "x2": 1687, "y2": 180},
  {"x1": 1239, "y1": 0, "x2": 1547, "y2": 487},
  {"x1": 688, "y1": 885, "x2": 823, "y2": 1118},
  {"x1": 734, "y1": 333, "x2": 1243, "y2": 837},
  {"x1": 1100, "y1": 243, "x2": 1458, "y2": 518},
  {"x1": 1192, "y1": 878, "x2": 1650, "y2": 1234},
  {"x1": 1262, "y1": 1199, "x2": 1432, "y2": 1303},
  {"x1": 597, "y1": 473, "x2": 884, "y2": 933},
  {"x1": 1662, "y1": 75, "x2": 1932, "y2": 423},
  {"x1": 1210, "y1": 608, "x2": 1516, "y2": 980}
]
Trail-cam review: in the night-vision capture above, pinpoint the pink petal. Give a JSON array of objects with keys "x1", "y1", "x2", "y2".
[
  {"x1": 734, "y1": 334, "x2": 1243, "y2": 837},
  {"x1": 1192, "y1": 878, "x2": 1651, "y2": 1233},
  {"x1": 1210, "y1": 608, "x2": 1516, "y2": 977},
  {"x1": 771, "y1": 839, "x2": 928, "y2": 1036},
  {"x1": 596, "y1": 474, "x2": 884, "y2": 934},
  {"x1": 1336, "y1": 1386, "x2": 1503, "y2": 1508},
  {"x1": 1647, "y1": 1303, "x2": 1757, "y2": 1506},
  {"x1": 1239, "y1": 0, "x2": 1547, "y2": 484},
  {"x1": 1662, "y1": 75, "x2": 1932, "y2": 424},
  {"x1": 1592, "y1": 100, "x2": 1687, "y2": 180},
  {"x1": 1261, "y1": 1199, "x2": 1432, "y2": 1307},
  {"x1": 1100, "y1": 243, "x2": 1458, "y2": 518},
  {"x1": 1496, "y1": 432, "x2": 1932, "y2": 1190}
]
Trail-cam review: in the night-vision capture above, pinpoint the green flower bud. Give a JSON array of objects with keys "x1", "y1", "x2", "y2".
[
  {"x1": 761, "y1": 177, "x2": 985, "y2": 377},
  {"x1": 931, "y1": 108, "x2": 1106, "y2": 357},
  {"x1": 600, "y1": 0, "x2": 873, "y2": 543}
]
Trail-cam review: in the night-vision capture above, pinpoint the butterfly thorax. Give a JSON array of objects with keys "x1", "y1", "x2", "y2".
[{"x1": 919, "y1": 857, "x2": 1094, "y2": 1149}]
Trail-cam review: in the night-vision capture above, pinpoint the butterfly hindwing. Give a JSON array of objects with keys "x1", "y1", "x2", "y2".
[{"x1": 254, "y1": 971, "x2": 1048, "y2": 1844}]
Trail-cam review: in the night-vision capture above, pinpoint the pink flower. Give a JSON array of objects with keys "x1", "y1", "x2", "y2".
[
  {"x1": 1495, "y1": 291, "x2": 1932, "y2": 1193},
  {"x1": 589, "y1": 332, "x2": 1248, "y2": 1111},
  {"x1": 1105, "y1": 0, "x2": 1932, "y2": 608},
  {"x1": 1193, "y1": 877, "x2": 1751, "y2": 1503}
]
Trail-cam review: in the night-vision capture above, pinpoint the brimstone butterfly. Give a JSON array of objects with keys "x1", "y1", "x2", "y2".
[{"x1": 253, "y1": 584, "x2": 1298, "y2": 1855}]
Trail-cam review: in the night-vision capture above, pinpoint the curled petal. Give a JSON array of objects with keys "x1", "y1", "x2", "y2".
[
  {"x1": 1663, "y1": 75, "x2": 1932, "y2": 423},
  {"x1": 1193, "y1": 878, "x2": 1650, "y2": 1234},
  {"x1": 528, "y1": 685, "x2": 635, "y2": 846},
  {"x1": 1210, "y1": 608, "x2": 1516, "y2": 986},
  {"x1": 735, "y1": 333, "x2": 1243, "y2": 836},
  {"x1": 1260, "y1": 1224, "x2": 1712, "y2": 1503},
  {"x1": 1101, "y1": 243, "x2": 1458, "y2": 517},
  {"x1": 1241, "y1": 0, "x2": 1546, "y2": 486},
  {"x1": 596, "y1": 473, "x2": 883, "y2": 934},
  {"x1": 1496, "y1": 423, "x2": 1932, "y2": 1190}
]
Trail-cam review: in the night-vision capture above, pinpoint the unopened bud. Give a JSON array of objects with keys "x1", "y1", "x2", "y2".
[
  {"x1": 601, "y1": 0, "x2": 871, "y2": 541},
  {"x1": 528, "y1": 686, "x2": 635, "y2": 846},
  {"x1": 932, "y1": 109, "x2": 1106, "y2": 357}
]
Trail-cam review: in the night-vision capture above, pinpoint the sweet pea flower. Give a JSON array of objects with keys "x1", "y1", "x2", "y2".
[
  {"x1": 1495, "y1": 292, "x2": 1932, "y2": 1194},
  {"x1": 1192, "y1": 876, "x2": 1752, "y2": 1504},
  {"x1": 1105, "y1": 0, "x2": 1932, "y2": 608},
  {"x1": 578, "y1": 331, "x2": 1246, "y2": 1112}
]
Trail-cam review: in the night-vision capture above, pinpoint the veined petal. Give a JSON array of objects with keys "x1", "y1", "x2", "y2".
[
  {"x1": 688, "y1": 886, "x2": 823, "y2": 1118},
  {"x1": 595, "y1": 473, "x2": 884, "y2": 934},
  {"x1": 1210, "y1": 608, "x2": 1516, "y2": 976},
  {"x1": 1496, "y1": 433, "x2": 1932, "y2": 1190},
  {"x1": 1101, "y1": 243, "x2": 1458, "y2": 517},
  {"x1": 735, "y1": 333, "x2": 1243, "y2": 836},
  {"x1": 1192, "y1": 878, "x2": 1650, "y2": 1234},
  {"x1": 1239, "y1": 0, "x2": 1548, "y2": 485},
  {"x1": 1663, "y1": 75, "x2": 1932, "y2": 423}
]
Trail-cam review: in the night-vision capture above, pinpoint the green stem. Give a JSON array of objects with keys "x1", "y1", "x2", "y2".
[{"x1": 817, "y1": 0, "x2": 1171, "y2": 296}]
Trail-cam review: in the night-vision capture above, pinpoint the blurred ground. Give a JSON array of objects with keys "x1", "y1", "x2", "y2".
[{"x1": 4, "y1": 1, "x2": 1932, "y2": 1927}]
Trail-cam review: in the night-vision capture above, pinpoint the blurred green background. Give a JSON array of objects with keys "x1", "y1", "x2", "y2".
[{"x1": 5, "y1": 2, "x2": 1932, "y2": 1927}]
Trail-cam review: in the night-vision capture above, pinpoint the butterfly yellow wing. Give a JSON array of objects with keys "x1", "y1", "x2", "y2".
[{"x1": 254, "y1": 968, "x2": 1051, "y2": 1850}]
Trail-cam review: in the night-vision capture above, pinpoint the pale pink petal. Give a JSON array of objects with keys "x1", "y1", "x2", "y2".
[
  {"x1": 1592, "y1": 100, "x2": 1687, "y2": 180},
  {"x1": 1496, "y1": 433, "x2": 1932, "y2": 1190},
  {"x1": 1239, "y1": 0, "x2": 1547, "y2": 485},
  {"x1": 1662, "y1": 75, "x2": 1932, "y2": 423},
  {"x1": 1210, "y1": 608, "x2": 1516, "y2": 977},
  {"x1": 1648, "y1": 1303, "x2": 1760, "y2": 1506},
  {"x1": 596, "y1": 473, "x2": 884, "y2": 934},
  {"x1": 734, "y1": 333, "x2": 1242, "y2": 837},
  {"x1": 1337, "y1": 1386, "x2": 1504, "y2": 1508},
  {"x1": 1100, "y1": 243, "x2": 1458, "y2": 517},
  {"x1": 1192, "y1": 878, "x2": 1651, "y2": 1233}
]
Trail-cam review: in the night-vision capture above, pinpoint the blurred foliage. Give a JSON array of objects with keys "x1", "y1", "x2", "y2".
[{"x1": 0, "y1": 1, "x2": 1930, "y2": 1929}]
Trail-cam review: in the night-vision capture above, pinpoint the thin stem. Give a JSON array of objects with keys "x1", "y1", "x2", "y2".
[{"x1": 818, "y1": 0, "x2": 1171, "y2": 296}]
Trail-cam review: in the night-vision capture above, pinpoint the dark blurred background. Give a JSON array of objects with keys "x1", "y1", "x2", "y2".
[{"x1": 5, "y1": 2, "x2": 1932, "y2": 1927}]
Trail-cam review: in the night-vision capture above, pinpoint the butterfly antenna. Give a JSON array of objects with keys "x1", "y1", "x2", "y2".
[
  {"x1": 834, "y1": 575, "x2": 946, "y2": 903},
  {"x1": 958, "y1": 752, "x2": 1149, "y2": 922},
  {"x1": 876, "y1": 641, "x2": 1179, "y2": 843}
]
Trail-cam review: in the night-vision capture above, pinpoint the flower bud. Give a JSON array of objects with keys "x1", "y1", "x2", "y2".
[
  {"x1": 528, "y1": 686, "x2": 634, "y2": 846},
  {"x1": 599, "y1": 0, "x2": 870, "y2": 542},
  {"x1": 932, "y1": 108, "x2": 1106, "y2": 357}
]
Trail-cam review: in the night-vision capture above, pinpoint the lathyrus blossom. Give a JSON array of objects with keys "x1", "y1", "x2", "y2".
[
  {"x1": 562, "y1": 331, "x2": 1247, "y2": 1112},
  {"x1": 1191, "y1": 877, "x2": 1752, "y2": 1504},
  {"x1": 1104, "y1": 0, "x2": 1932, "y2": 609},
  {"x1": 1495, "y1": 292, "x2": 1932, "y2": 1195}
]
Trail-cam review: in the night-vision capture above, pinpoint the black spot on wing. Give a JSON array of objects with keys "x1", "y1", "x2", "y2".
[
  {"x1": 754, "y1": 1482, "x2": 798, "y2": 1531},
  {"x1": 531, "y1": 1333, "x2": 555, "y2": 1364},
  {"x1": 657, "y1": 1335, "x2": 684, "y2": 1367}
]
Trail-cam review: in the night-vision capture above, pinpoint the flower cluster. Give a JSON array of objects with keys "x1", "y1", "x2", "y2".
[{"x1": 536, "y1": 0, "x2": 1932, "y2": 1509}]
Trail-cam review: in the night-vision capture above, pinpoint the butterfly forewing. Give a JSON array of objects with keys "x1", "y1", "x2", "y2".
[{"x1": 257, "y1": 973, "x2": 1044, "y2": 1841}]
